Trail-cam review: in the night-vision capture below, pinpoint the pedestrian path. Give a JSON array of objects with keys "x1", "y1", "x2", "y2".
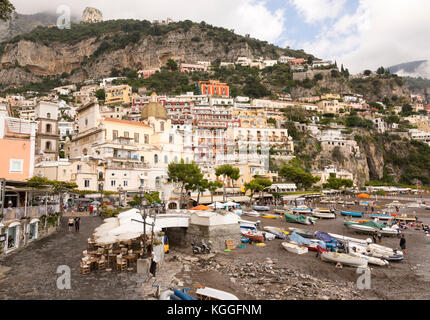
[{"x1": 0, "y1": 216, "x2": 146, "y2": 299}]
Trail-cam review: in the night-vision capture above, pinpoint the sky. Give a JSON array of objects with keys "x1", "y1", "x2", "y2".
[{"x1": 10, "y1": 0, "x2": 430, "y2": 75}]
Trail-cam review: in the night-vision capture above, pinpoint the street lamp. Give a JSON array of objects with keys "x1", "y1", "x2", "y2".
[
  {"x1": 117, "y1": 184, "x2": 123, "y2": 207},
  {"x1": 138, "y1": 185, "x2": 148, "y2": 257},
  {"x1": 98, "y1": 182, "x2": 104, "y2": 216}
]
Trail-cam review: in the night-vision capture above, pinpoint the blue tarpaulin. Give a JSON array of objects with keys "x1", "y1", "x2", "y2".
[{"x1": 290, "y1": 232, "x2": 326, "y2": 249}]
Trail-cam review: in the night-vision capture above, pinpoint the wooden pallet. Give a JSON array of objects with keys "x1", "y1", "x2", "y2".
[{"x1": 225, "y1": 239, "x2": 235, "y2": 250}]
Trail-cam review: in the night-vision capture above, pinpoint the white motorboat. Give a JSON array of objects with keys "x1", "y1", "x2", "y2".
[
  {"x1": 328, "y1": 232, "x2": 372, "y2": 245},
  {"x1": 320, "y1": 252, "x2": 368, "y2": 268},
  {"x1": 263, "y1": 226, "x2": 289, "y2": 239},
  {"x1": 281, "y1": 242, "x2": 308, "y2": 255},
  {"x1": 346, "y1": 242, "x2": 403, "y2": 261},
  {"x1": 345, "y1": 222, "x2": 401, "y2": 236},
  {"x1": 312, "y1": 209, "x2": 336, "y2": 219},
  {"x1": 242, "y1": 210, "x2": 260, "y2": 217},
  {"x1": 348, "y1": 251, "x2": 389, "y2": 267},
  {"x1": 195, "y1": 287, "x2": 239, "y2": 300}
]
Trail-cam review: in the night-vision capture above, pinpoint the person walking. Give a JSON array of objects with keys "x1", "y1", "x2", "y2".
[
  {"x1": 74, "y1": 216, "x2": 80, "y2": 232},
  {"x1": 377, "y1": 230, "x2": 382, "y2": 244},
  {"x1": 399, "y1": 234, "x2": 406, "y2": 254},
  {"x1": 150, "y1": 246, "x2": 160, "y2": 278},
  {"x1": 372, "y1": 232, "x2": 377, "y2": 244},
  {"x1": 68, "y1": 217, "x2": 74, "y2": 232}
]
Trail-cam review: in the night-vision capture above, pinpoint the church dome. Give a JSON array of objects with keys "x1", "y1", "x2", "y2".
[{"x1": 141, "y1": 93, "x2": 168, "y2": 120}]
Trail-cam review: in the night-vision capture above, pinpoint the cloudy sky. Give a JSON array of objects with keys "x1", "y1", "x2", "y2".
[{"x1": 10, "y1": 0, "x2": 430, "y2": 74}]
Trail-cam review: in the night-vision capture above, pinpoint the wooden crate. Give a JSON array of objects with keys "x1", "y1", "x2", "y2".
[{"x1": 225, "y1": 239, "x2": 235, "y2": 250}]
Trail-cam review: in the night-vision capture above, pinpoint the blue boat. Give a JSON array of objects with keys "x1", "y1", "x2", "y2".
[
  {"x1": 340, "y1": 211, "x2": 364, "y2": 217},
  {"x1": 369, "y1": 214, "x2": 394, "y2": 220}
]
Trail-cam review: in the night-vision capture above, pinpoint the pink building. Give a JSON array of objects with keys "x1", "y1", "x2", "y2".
[
  {"x1": 289, "y1": 58, "x2": 306, "y2": 65},
  {"x1": 0, "y1": 116, "x2": 36, "y2": 181},
  {"x1": 137, "y1": 68, "x2": 160, "y2": 79}
]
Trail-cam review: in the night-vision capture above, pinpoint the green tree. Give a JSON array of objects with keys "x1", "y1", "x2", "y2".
[
  {"x1": 279, "y1": 164, "x2": 320, "y2": 190},
  {"x1": 166, "y1": 59, "x2": 178, "y2": 71},
  {"x1": 0, "y1": 0, "x2": 14, "y2": 22},
  {"x1": 323, "y1": 174, "x2": 353, "y2": 190},
  {"x1": 95, "y1": 89, "x2": 105, "y2": 101},
  {"x1": 376, "y1": 67, "x2": 385, "y2": 75},
  {"x1": 215, "y1": 165, "x2": 240, "y2": 202},
  {"x1": 207, "y1": 181, "x2": 223, "y2": 204},
  {"x1": 168, "y1": 160, "x2": 202, "y2": 208}
]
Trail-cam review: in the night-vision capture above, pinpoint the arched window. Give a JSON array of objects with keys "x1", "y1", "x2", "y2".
[
  {"x1": 82, "y1": 148, "x2": 88, "y2": 156},
  {"x1": 98, "y1": 172, "x2": 104, "y2": 180},
  {"x1": 155, "y1": 176, "x2": 161, "y2": 187},
  {"x1": 45, "y1": 141, "x2": 51, "y2": 151},
  {"x1": 47, "y1": 113, "x2": 51, "y2": 119},
  {"x1": 160, "y1": 122, "x2": 164, "y2": 132},
  {"x1": 46, "y1": 124, "x2": 51, "y2": 133},
  {"x1": 164, "y1": 155, "x2": 168, "y2": 164},
  {"x1": 154, "y1": 154, "x2": 158, "y2": 164}
]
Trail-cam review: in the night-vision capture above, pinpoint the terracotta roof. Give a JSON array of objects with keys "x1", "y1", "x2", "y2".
[{"x1": 103, "y1": 118, "x2": 152, "y2": 128}]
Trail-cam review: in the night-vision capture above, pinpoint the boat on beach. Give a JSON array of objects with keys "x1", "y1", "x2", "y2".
[
  {"x1": 348, "y1": 250, "x2": 389, "y2": 266},
  {"x1": 394, "y1": 215, "x2": 417, "y2": 223},
  {"x1": 292, "y1": 206, "x2": 313, "y2": 215},
  {"x1": 242, "y1": 210, "x2": 260, "y2": 217},
  {"x1": 240, "y1": 229, "x2": 265, "y2": 242},
  {"x1": 288, "y1": 227, "x2": 315, "y2": 238},
  {"x1": 369, "y1": 214, "x2": 394, "y2": 221},
  {"x1": 253, "y1": 206, "x2": 270, "y2": 211},
  {"x1": 340, "y1": 211, "x2": 364, "y2": 218},
  {"x1": 344, "y1": 221, "x2": 401, "y2": 236},
  {"x1": 320, "y1": 252, "x2": 368, "y2": 268},
  {"x1": 312, "y1": 209, "x2": 336, "y2": 219},
  {"x1": 195, "y1": 287, "x2": 239, "y2": 300},
  {"x1": 284, "y1": 213, "x2": 314, "y2": 225},
  {"x1": 281, "y1": 242, "x2": 308, "y2": 255},
  {"x1": 263, "y1": 226, "x2": 289, "y2": 239}
]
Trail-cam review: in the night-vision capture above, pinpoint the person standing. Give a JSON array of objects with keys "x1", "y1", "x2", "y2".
[
  {"x1": 74, "y1": 216, "x2": 80, "y2": 232},
  {"x1": 377, "y1": 230, "x2": 382, "y2": 244},
  {"x1": 399, "y1": 234, "x2": 406, "y2": 254},
  {"x1": 68, "y1": 217, "x2": 74, "y2": 232},
  {"x1": 372, "y1": 232, "x2": 377, "y2": 244},
  {"x1": 150, "y1": 246, "x2": 160, "y2": 278}
]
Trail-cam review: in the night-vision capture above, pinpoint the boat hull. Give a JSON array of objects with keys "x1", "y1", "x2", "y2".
[
  {"x1": 321, "y1": 252, "x2": 368, "y2": 268},
  {"x1": 281, "y1": 242, "x2": 308, "y2": 255}
]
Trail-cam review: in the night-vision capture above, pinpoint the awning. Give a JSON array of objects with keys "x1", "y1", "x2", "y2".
[
  {"x1": 30, "y1": 218, "x2": 40, "y2": 223},
  {"x1": 8, "y1": 221, "x2": 21, "y2": 228}
]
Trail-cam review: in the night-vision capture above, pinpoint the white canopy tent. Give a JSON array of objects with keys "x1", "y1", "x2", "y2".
[{"x1": 208, "y1": 202, "x2": 225, "y2": 209}]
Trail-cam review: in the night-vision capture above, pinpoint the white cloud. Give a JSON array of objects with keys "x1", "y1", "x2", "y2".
[
  {"x1": 289, "y1": 0, "x2": 346, "y2": 23},
  {"x1": 296, "y1": 0, "x2": 430, "y2": 74},
  {"x1": 11, "y1": 0, "x2": 285, "y2": 44}
]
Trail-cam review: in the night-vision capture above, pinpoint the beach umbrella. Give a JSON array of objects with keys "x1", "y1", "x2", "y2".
[
  {"x1": 95, "y1": 234, "x2": 118, "y2": 245},
  {"x1": 357, "y1": 193, "x2": 371, "y2": 199},
  {"x1": 224, "y1": 201, "x2": 238, "y2": 207},
  {"x1": 208, "y1": 202, "x2": 225, "y2": 209},
  {"x1": 190, "y1": 204, "x2": 211, "y2": 211},
  {"x1": 116, "y1": 232, "x2": 142, "y2": 242}
]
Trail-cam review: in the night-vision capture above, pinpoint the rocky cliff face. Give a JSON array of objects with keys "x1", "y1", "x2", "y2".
[{"x1": 0, "y1": 24, "x2": 286, "y2": 88}]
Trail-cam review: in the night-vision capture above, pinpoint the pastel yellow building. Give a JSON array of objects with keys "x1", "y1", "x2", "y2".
[{"x1": 105, "y1": 85, "x2": 132, "y2": 105}]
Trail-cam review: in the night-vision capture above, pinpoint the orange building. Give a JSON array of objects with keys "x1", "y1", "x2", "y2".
[{"x1": 199, "y1": 80, "x2": 229, "y2": 97}]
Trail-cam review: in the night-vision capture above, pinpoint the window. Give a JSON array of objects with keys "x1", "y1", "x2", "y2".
[
  {"x1": 123, "y1": 181, "x2": 128, "y2": 187},
  {"x1": 47, "y1": 113, "x2": 51, "y2": 119},
  {"x1": 174, "y1": 156, "x2": 178, "y2": 163},
  {"x1": 144, "y1": 135, "x2": 149, "y2": 144},
  {"x1": 84, "y1": 180, "x2": 90, "y2": 188},
  {"x1": 10, "y1": 159, "x2": 23, "y2": 173},
  {"x1": 45, "y1": 141, "x2": 51, "y2": 151},
  {"x1": 98, "y1": 172, "x2": 103, "y2": 180},
  {"x1": 124, "y1": 131, "x2": 129, "y2": 138},
  {"x1": 155, "y1": 177, "x2": 161, "y2": 187},
  {"x1": 140, "y1": 179, "x2": 144, "y2": 186},
  {"x1": 140, "y1": 156, "x2": 145, "y2": 163},
  {"x1": 134, "y1": 133, "x2": 139, "y2": 143},
  {"x1": 46, "y1": 124, "x2": 51, "y2": 133},
  {"x1": 154, "y1": 154, "x2": 158, "y2": 164},
  {"x1": 77, "y1": 165, "x2": 82, "y2": 172},
  {"x1": 164, "y1": 155, "x2": 168, "y2": 164},
  {"x1": 85, "y1": 118, "x2": 88, "y2": 126},
  {"x1": 111, "y1": 180, "x2": 116, "y2": 187},
  {"x1": 160, "y1": 122, "x2": 164, "y2": 132},
  {"x1": 169, "y1": 134, "x2": 174, "y2": 144}
]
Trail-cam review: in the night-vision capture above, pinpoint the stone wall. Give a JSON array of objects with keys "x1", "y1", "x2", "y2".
[{"x1": 166, "y1": 223, "x2": 241, "y2": 252}]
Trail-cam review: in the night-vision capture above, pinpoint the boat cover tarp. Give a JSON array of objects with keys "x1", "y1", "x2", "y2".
[
  {"x1": 344, "y1": 221, "x2": 386, "y2": 229},
  {"x1": 284, "y1": 213, "x2": 309, "y2": 224},
  {"x1": 290, "y1": 232, "x2": 326, "y2": 249},
  {"x1": 315, "y1": 231, "x2": 338, "y2": 246}
]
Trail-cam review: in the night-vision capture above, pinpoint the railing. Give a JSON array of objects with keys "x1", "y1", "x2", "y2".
[
  {"x1": 4, "y1": 117, "x2": 33, "y2": 136},
  {"x1": 3, "y1": 205, "x2": 60, "y2": 221}
]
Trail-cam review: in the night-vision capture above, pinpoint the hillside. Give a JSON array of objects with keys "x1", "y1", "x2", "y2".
[
  {"x1": 0, "y1": 19, "x2": 314, "y2": 90},
  {"x1": 387, "y1": 60, "x2": 429, "y2": 78}
]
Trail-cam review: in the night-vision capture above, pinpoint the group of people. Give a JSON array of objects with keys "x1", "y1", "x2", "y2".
[{"x1": 68, "y1": 217, "x2": 81, "y2": 232}]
